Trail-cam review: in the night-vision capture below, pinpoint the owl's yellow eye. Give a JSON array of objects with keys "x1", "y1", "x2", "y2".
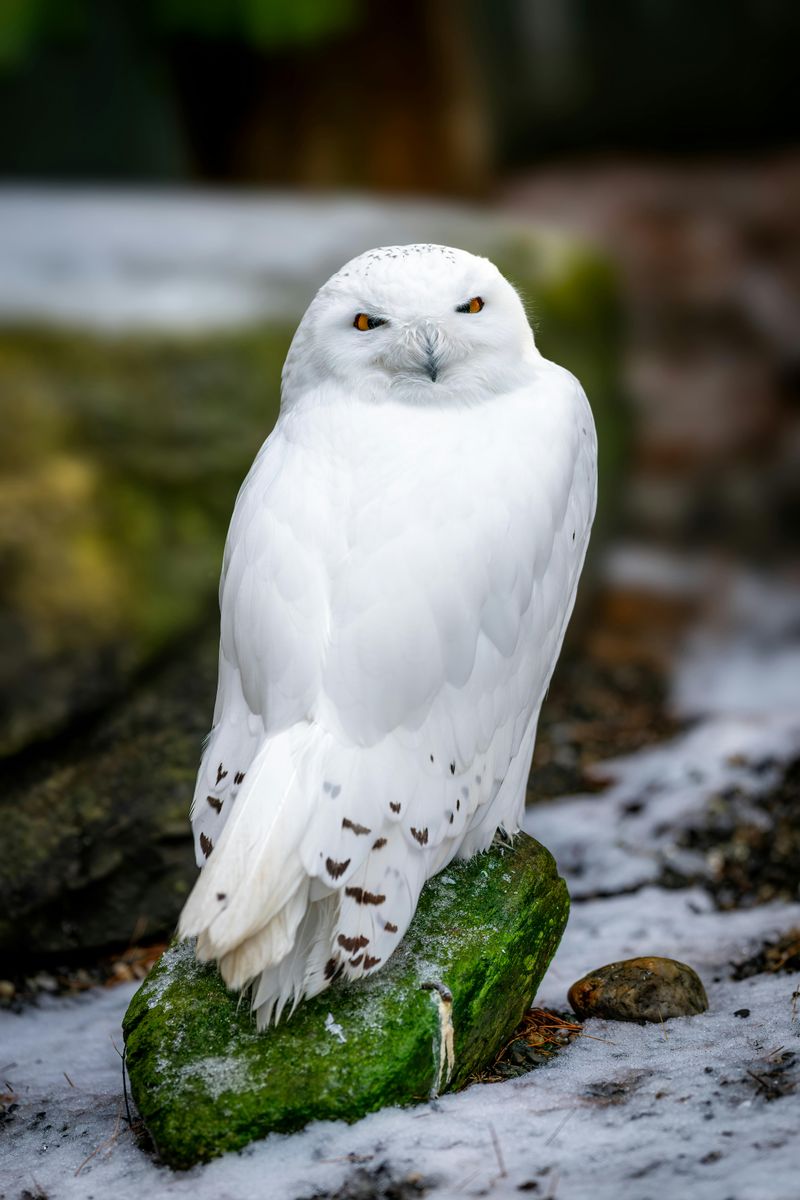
[
  {"x1": 456, "y1": 297, "x2": 484, "y2": 314},
  {"x1": 354, "y1": 313, "x2": 386, "y2": 331}
]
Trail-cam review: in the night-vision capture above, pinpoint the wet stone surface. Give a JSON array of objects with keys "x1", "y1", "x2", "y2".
[{"x1": 568, "y1": 956, "x2": 709, "y2": 1023}]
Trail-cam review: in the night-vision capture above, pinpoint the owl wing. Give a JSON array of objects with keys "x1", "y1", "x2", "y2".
[{"x1": 181, "y1": 362, "x2": 596, "y2": 1023}]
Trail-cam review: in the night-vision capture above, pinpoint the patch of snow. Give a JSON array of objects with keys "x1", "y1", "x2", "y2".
[
  {"x1": 180, "y1": 1056, "x2": 261, "y2": 1103},
  {"x1": 324, "y1": 1013, "x2": 346, "y2": 1045},
  {"x1": 2, "y1": 932, "x2": 798, "y2": 1200},
  {"x1": 527, "y1": 715, "x2": 799, "y2": 901}
]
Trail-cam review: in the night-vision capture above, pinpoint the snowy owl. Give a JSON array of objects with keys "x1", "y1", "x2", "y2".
[{"x1": 179, "y1": 244, "x2": 597, "y2": 1026}]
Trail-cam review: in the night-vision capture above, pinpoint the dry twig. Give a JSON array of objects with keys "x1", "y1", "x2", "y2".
[
  {"x1": 488, "y1": 1121, "x2": 507, "y2": 1179},
  {"x1": 545, "y1": 1109, "x2": 575, "y2": 1146},
  {"x1": 74, "y1": 1107, "x2": 122, "y2": 1176}
]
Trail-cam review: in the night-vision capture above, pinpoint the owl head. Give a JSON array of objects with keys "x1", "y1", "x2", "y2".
[{"x1": 282, "y1": 244, "x2": 538, "y2": 407}]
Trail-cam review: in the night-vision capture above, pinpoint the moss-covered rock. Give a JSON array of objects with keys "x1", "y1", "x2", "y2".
[{"x1": 123, "y1": 834, "x2": 568, "y2": 1168}]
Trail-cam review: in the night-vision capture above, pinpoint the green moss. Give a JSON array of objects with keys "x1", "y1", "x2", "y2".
[
  {"x1": 0, "y1": 326, "x2": 290, "y2": 754},
  {"x1": 123, "y1": 833, "x2": 568, "y2": 1168}
]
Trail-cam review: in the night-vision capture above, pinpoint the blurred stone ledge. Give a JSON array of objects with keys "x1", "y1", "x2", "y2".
[{"x1": 0, "y1": 188, "x2": 593, "y2": 333}]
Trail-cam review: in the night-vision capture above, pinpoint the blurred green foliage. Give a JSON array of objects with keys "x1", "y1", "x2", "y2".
[
  {"x1": 0, "y1": 326, "x2": 289, "y2": 754},
  {"x1": 156, "y1": 0, "x2": 358, "y2": 45},
  {"x1": 0, "y1": 0, "x2": 359, "y2": 68}
]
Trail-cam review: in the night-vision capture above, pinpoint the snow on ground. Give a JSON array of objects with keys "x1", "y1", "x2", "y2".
[
  {"x1": 529, "y1": 716, "x2": 798, "y2": 902},
  {"x1": 2, "y1": 551, "x2": 799, "y2": 1200}
]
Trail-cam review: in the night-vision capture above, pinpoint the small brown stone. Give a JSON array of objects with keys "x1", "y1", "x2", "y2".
[{"x1": 568, "y1": 956, "x2": 708, "y2": 1023}]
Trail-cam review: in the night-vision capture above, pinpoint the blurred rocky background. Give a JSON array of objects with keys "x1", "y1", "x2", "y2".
[{"x1": 0, "y1": 0, "x2": 797, "y2": 983}]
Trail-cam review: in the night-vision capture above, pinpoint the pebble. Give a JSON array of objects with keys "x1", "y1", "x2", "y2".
[
  {"x1": 30, "y1": 972, "x2": 58, "y2": 994},
  {"x1": 111, "y1": 961, "x2": 135, "y2": 982},
  {"x1": 568, "y1": 956, "x2": 708, "y2": 1023}
]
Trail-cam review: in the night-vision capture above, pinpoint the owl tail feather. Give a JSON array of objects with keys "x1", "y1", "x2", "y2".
[{"x1": 178, "y1": 725, "x2": 318, "y2": 1001}]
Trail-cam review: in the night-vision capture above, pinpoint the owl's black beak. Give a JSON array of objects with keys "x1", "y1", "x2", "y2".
[
  {"x1": 422, "y1": 332, "x2": 440, "y2": 383},
  {"x1": 397, "y1": 322, "x2": 443, "y2": 384}
]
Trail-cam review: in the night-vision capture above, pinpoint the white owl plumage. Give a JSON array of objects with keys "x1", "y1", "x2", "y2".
[{"x1": 178, "y1": 244, "x2": 597, "y2": 1026}]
